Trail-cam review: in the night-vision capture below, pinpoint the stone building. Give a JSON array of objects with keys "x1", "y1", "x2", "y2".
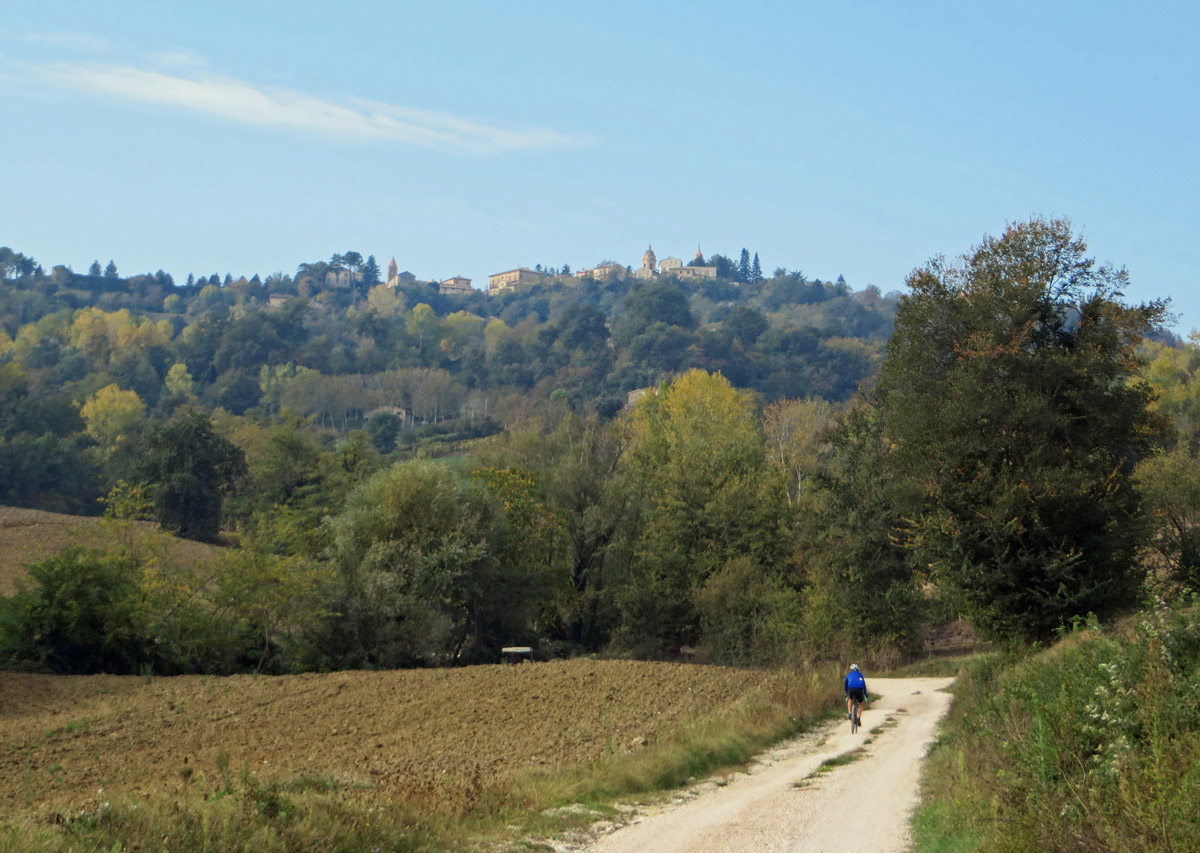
[
  {"x1": 628, "y1": 244, "x2": 716, "y2": 280},
  {"x1": 488, "y1": 267, "x2": 545, "y2": 294},
  {"x1": 673, "y1": 263, "x2": 717, "y2": 279},
  {"x1": 386, "y1": 256, "x2": 417, "y2": 287},
  {"x1": 633, "y1": 244, "x2": 658, "y2": 280},
  {"x1": 439, "y1": 276, "x2": 474, "y2": 294},
  {"x1": 577, "y1": 261, "x2": 627, "y2": 281}
]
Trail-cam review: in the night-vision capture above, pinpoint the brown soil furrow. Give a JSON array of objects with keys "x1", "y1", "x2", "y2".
[{"x1": 0, "y1": 661, "x2": 784, "y2": 812}]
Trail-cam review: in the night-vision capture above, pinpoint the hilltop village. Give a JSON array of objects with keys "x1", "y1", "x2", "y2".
[{"x1": 387, "y1": 245, "x2": 721, "y2": 295}]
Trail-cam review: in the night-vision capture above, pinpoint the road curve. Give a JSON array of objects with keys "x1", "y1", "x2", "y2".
[{"x1": 583, "y1": 676, "x2": 955, "y2": 853}]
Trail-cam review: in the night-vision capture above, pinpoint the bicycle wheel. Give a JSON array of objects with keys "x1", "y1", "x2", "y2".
[{"x1": 850, "y1": 699, "x2": 860, "y2": 734}]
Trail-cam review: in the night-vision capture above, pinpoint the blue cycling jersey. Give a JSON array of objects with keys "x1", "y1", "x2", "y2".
[{"x1": 844, "y1": 670, "x2": 866, "y2": 692}]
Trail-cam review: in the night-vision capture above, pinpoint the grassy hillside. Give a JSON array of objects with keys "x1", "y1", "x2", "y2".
[{"x1": 0, "y1": 506, "x2": 223, "y2": 595}]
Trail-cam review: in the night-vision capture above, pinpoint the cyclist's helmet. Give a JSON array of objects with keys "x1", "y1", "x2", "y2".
[{"x1": 850, "y1": 664, "x2": 859, "y2": 671}]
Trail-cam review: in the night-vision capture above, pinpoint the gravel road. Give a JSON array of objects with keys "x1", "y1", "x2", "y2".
[{"x1": 581, "y1": 676, "x2": 955, "y2": 853}]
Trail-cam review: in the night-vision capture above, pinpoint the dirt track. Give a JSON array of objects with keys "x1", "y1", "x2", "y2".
[
  {"x1": 0, "y1": 661, "x2": 790, "y2": 813},
  {"x1": 581, "y1": 677, "x2": 955, "y2": 852}
]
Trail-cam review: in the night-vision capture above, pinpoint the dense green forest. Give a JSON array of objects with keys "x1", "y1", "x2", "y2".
[
  {"x1": 1, "y1": 220, "x2": 1198, "y2": 675},
  {"x1": 0, "y1": 244, "x2": 892, "y2": 509}
]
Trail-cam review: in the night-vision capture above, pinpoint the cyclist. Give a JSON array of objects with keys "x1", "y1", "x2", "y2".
[{"x1": 844, "y1": 664, "x2": 867, "y2": 722}]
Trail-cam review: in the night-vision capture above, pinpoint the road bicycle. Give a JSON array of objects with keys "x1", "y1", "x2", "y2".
[{"x1": 849, "y1": 695, "x2": 862, "y2": 734}]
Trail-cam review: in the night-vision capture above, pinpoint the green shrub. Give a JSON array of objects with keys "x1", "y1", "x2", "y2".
[
  {"x1": 913, "y1": 586, "x2": 1200, "y2": 852},
  {"x1": 693, "y1": 557, "x2": 802, "y2": 666},
  {"x1": 0, "y1": 548, "x2": 157, "y2": 674},
  {"x1": 0, "y1": 541, "x2": 329, "y2": 676}
]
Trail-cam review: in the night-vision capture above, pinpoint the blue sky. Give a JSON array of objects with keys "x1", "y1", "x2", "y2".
[{"x1": 2, "y1": 1, "x2": 1197, "y2": 333}]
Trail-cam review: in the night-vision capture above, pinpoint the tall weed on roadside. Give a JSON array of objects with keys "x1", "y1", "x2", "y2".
[{"x1": 913, "y1": 582, "x2": 1200, "y2": 852}]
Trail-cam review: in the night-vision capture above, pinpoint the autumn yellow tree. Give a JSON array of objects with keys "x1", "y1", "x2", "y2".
[
  {"x1": 1141, "y1": 335, "x2": 1200, "y2": 443},
  {"x1": 484, "y1": 317, "x2": 511, "y2": 356},
  {"x1": 365, "y1": 284, "x2": 406, "y2": 317},
  {"x1": 762, "y1": 397, "x2": 837, "y2": 507},
  {"x1": 619, "y1": 369, "x2": 794, "y2": 661},
  {"x1": 438, "y1": 310, "x2": 485, "y2": 360},
  {"x1": 80, "y1": 384, "x2": 146, "y2": 455},
  {"x1": 164, "y1": 363, "x2": 197, "y2": 400},
  {"x1": 1136, "y1": 335, "x2": 1200, "y2": 588},
  {"x1": 405, "y1": 303, "x2": 441, "y2": 357}
]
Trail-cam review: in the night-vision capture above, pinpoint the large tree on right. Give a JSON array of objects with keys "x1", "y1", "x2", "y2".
[{"x1": 877, "y1": 218, "x2": 1168, "y2": 642}]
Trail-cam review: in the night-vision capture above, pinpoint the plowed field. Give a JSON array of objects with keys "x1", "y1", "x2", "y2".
[{"x1": 0, "y1": 662, "x2": 788, "y2": 814}]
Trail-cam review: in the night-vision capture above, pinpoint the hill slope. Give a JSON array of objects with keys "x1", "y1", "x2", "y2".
[{"x1": 0, "y1": 506, "x2": 222, "y2": 595}]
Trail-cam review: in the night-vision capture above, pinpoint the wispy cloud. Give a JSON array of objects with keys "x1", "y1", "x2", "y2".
[
  {"x1": 143, "y1": 49, "x2": 208, "y2": 70},
  {"x1": 30, "y1": 62, "x2": 586, "y2": 155},
  {"x1": 21, "y1": 31, "x2": 111, "y2": 53}
]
